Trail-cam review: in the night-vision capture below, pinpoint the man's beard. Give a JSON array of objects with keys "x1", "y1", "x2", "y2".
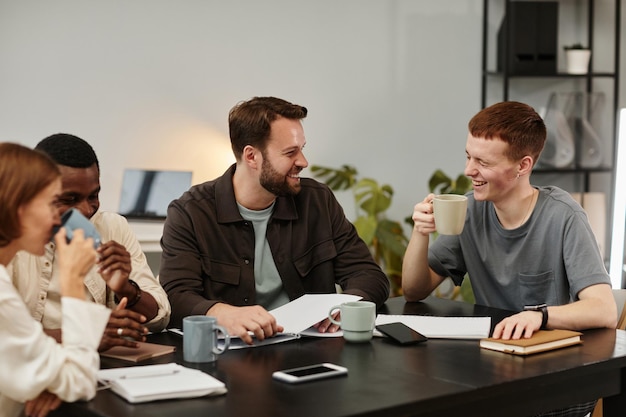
[{"x1": 260, "y1": 158, "x2": 301, "y2": 197}]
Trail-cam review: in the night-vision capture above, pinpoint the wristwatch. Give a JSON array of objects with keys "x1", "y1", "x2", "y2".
[
  {"x1": 524, "y1": 303, "x2": 549, "y2": 329},
  {"x1": 114, "y1": 279, "x2": 142, "y2": 308}
]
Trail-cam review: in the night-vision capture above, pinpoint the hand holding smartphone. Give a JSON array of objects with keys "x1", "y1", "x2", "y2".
[
  {"x1": 272, "y1": 363, "x2": 348, "y2": 384},
  {"x1": 376, "y1": 322, "x2": 428, "y2": 345}
]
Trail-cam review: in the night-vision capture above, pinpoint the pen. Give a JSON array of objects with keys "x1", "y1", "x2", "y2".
[
  {"x1": 119, "y1": 369, "x2": 180, "y2": 379},
  {"x1": 167, "y1": 328, "x2": 183, "y2": 336}
]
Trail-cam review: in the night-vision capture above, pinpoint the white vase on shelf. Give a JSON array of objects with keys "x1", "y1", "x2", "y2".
[{"x1": 565, "y1": 49, "x2": 591, "y2": 74}]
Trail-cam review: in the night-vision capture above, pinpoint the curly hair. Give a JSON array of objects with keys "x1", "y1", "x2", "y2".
[{"x1": 35, "y1": 133, "x2": 99, "y2": 170}]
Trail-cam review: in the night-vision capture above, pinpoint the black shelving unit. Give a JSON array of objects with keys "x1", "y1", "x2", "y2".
[{"x1": 480, "y1": 0, "x2": 620, "y2": 193}]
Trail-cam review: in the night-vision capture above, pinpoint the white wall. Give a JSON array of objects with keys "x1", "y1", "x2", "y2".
[{"x1": 0, "y1": 0, "x2": 623, "y2": 239}]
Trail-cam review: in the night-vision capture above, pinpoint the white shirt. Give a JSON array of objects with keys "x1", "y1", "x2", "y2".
[
  {"x1": 8, "y1": 211, "x2": 171, "y2": 331},
  {"x1": 0, "y1": 265, "x2": 110, "y2": 417}
]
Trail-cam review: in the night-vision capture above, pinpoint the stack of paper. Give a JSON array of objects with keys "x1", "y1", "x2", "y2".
[{"x1": 97, "y1": 363, "x2": 226, "y2": 403}]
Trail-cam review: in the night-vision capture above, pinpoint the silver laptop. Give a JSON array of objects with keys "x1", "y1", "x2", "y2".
[{"x1": 118, "y1": 169, "x2": 192, "y2": 220}]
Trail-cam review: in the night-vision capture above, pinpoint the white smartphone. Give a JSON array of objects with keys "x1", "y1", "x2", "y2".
[{"x1": 272, "y1": 363, "x2": 348, "y2": 384}]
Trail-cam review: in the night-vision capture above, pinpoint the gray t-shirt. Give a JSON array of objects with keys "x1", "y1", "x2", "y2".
[
  {"x1": 237, "y1": 202, "x2": 290, "y2": 310},
  {"x1": 429, "y1": 186, "x2": 610, "y2": 311}
]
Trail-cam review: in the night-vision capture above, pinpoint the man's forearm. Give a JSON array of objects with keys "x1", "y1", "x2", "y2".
[{"x1": 402, "y1": 232, "x2": 436, "y2": 301}]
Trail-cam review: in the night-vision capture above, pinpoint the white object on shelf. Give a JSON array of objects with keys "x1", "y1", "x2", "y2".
[
  {"x1": 565, "y1": 49, "x2": 591, "y2": 75},
  {"x1": 540, "y1": 108, "x2": 575, "y2": 168}
]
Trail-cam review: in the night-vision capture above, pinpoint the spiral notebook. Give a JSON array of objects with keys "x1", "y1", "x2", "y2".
[{"x1": 97, "y1": 363, "x2": 226, "y2": 403}]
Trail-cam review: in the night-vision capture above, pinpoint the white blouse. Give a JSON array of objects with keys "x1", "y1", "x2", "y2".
[{"x1": 0, "y1": 265, "x2": 109, "y2": 417}]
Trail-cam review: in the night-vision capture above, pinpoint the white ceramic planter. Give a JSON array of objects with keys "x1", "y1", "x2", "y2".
[{"x1": 565, "y1": 49, "x2": 591, "y2": 74}]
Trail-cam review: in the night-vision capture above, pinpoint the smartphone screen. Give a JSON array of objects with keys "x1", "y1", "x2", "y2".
[
  {"x1": 376, "y1": 322, "x2": 428, "y2": 345},
  {"x1": 272, "y1": 363, "x2": 348, "y2": 384}
]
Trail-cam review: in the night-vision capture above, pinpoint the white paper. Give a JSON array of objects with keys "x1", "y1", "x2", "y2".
[
  {"x1": 269, "y1": 293, "x2": 362, "y2": 334},
  {"x1": 299, "y1": 326, "x2": 344, "y2": 338},
  {"x1": 375, "y1": 314, "x2": 491, "y2": 339}
]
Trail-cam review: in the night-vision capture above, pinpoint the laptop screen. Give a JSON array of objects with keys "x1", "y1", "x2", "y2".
[{"x1": 118, "y1": 169, "x2": 192, "y2": 220}]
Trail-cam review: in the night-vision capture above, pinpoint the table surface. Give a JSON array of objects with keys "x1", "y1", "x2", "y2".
[{"x1": 56, "y1": 296, "x2": 626, "y2": 417}]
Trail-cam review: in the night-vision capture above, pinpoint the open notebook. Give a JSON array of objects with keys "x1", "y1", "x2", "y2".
[{"x1": 168, "y1": 293, "x2": 363, "y2": 348}]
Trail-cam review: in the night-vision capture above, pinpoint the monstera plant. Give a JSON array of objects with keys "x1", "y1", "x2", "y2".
[
  {"x1": 311, "y1": 165, "x2": 474, "y2": 302},
  {"x1": 310, "y1": 165, "x2": 408, "y2": 296}
]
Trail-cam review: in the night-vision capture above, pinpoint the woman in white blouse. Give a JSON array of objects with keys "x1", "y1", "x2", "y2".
[{"x1": 0, "y1": 143, "x2": 110, "y2": 417}]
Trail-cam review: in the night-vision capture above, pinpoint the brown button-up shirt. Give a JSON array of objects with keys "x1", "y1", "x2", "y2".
[{"x1": 160, "y1": 165, "x2": 390, "y2": 327}]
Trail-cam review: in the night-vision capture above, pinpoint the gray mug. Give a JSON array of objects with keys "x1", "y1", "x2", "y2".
[
  {"x1": 183, "y1": 316, "x2": 230, "y2": 363},
  {"x1": 52, "y1": 208, "x2": 101, "y2": 249}
]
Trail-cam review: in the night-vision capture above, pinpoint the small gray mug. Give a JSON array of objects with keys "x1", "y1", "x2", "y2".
[{"x1": 183, "y1": 316, "x2": 230, "y2": 363}]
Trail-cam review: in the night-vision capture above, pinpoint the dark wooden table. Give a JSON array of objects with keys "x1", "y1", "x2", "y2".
[{"x1": 55, "y1": 296, "x2": 626, "y2": 417}]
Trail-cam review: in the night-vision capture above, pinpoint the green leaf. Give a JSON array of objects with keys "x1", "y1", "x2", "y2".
[
  {"x1": 460, "y1": 275, "x2": 475, "y2": 303},
  {"x1": 454, "y1": 175, "x2": 472, "y2": 194},
  {"x1": 310, "y1": 165, "x2": 358, "y2": 191},
  {"x1": 353, "y1": 216, "x2": 377, "y2": 245},
  {"x1": 354, "y1": 178, "x2": 393, "y2": 216},
  {"x1": 429, "y1": 169, "x2": 452, "y2": 193},
  {"x1": 376, "y1": 219, "x2": 409, "y2": 258}
]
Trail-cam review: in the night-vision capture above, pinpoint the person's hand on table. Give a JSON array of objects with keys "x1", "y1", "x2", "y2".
[
  {"x1": 24, "y1": 390, "x2": 61, "y2": 417},
  {"x1": 208, "y1": 303, "x2": 283, "y2": 345},
  {"x1": 99, "y1": 297, "x2": 148, "y2": 352},
  {"x1": 312, "y1": 310, "x2": 341, "y2": 333},
  {"x1": 491, "y1": 311, "x2": 541, "y2": 340}
]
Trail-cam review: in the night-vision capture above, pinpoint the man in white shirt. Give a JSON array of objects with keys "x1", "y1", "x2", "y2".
[{"x1": 10, "y1": 133, "x2": 170, "y2": 351}]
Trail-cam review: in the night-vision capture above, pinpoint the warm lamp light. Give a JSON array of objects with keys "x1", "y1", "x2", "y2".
[{"x1": 609, "y1": 108, "x2": 626, "y2": 289}]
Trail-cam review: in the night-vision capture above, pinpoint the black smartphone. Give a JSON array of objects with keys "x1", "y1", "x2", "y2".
[{"x1": 376, "y1": 322, "x2": 428, "y2": 345}]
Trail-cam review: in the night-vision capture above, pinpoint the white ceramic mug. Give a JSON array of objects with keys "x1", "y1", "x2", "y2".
[
  {"x1": 433, "y1": 194, "x2": 468, "y2": 235},
  {"x1": 183, "y1": 316, "x2": 230, "y2": 363},
  {"x1": 328, "y1": 301, "x2": 376, "y2": 343}
]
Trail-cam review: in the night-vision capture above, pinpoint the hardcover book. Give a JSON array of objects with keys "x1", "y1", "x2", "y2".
[
  {"x1": 101, "y1": 341, "x2": 175, "y2": 362},
  {"x1": 480, "y1": 329, "x2": 582, "y2": 355}
]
